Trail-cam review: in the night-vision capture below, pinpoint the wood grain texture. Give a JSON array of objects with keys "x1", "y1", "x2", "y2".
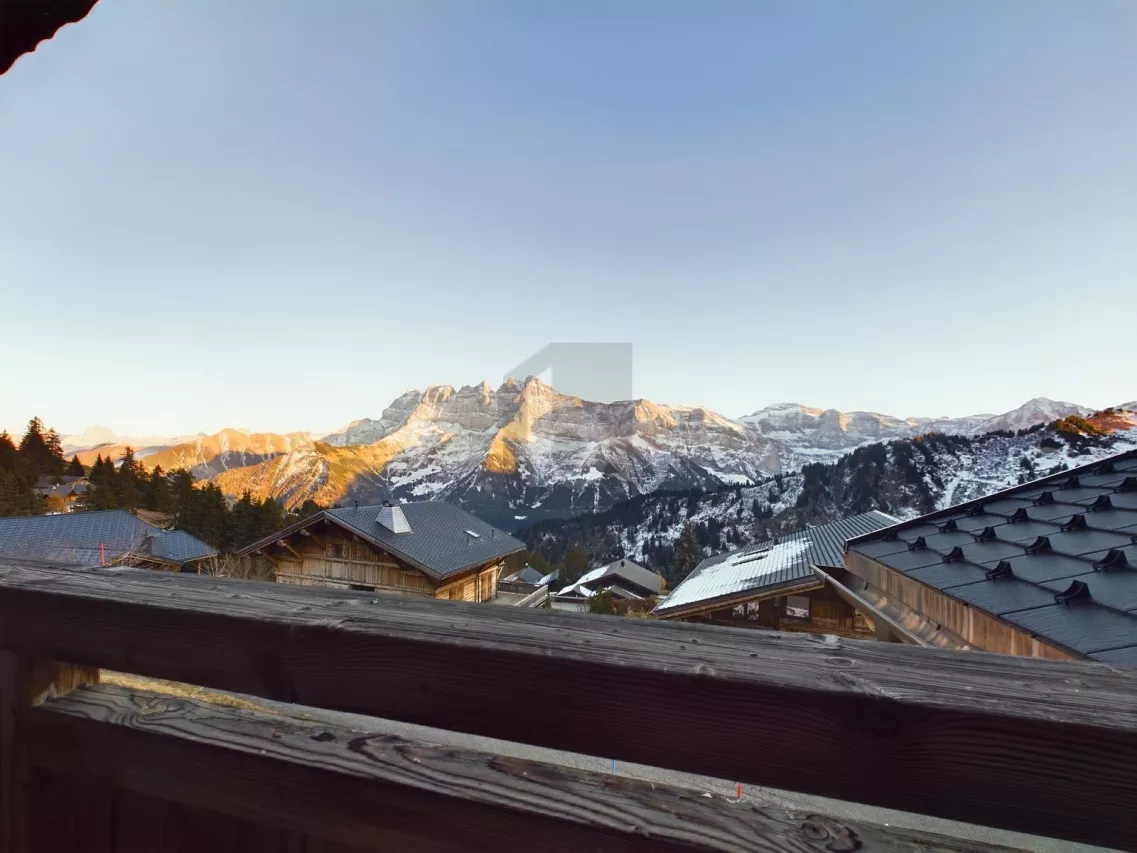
[
  {"x1": 1, "y1": 562, "x2": 1135, "y2": 848},
  {"x1": 28, "y1": 685, "x2": 1019, "y2": 853},
  {"x1": 0, "y1": 651, "x2": 98, "y2": 853}
]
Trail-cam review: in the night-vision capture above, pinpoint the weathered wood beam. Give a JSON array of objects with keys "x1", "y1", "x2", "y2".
[
  {"x1": 28, "y1": 685, "x2": 1017, "y2": 853},
  {"x1": 0, "y1": 562, "x2": 1134, "y2": 849},
  {"x1": 275, "y1": 539, "x2": 302, "y2": 561},
  {"x1": 0, "y1": 652, "x2": 98, "y2": 853}
]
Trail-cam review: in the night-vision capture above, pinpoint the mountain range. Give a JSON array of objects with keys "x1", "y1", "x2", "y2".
[
  {"x1": 57, "y1": 380, "x2": 1103, "y2": 529},
  {"x1": 519, "y1": 406, "x2": 1137, "y2": 576}
]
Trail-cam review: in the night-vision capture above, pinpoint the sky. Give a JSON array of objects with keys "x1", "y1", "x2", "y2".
[{"x1": 1, "y1": 0, "x2": 1135, "y2": 438}]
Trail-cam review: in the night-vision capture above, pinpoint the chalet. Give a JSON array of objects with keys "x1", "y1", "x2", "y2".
[
  {"x1": 34, "y1": 475, "x2": 90, "y2": 512},
  {"x1": 553, "y1": 558, "x2": 663, "y2": 611},
  {"x1": 238, "y1": 500, "x2": 524, "y2": 602},
  {"x1": 0, "y1": 509, "x2": 216, "y2": 571},
  {"x1": 844, "y1": 449, "x2": 1137, "y2": 664},
  {"x1": 652, "y1": 511, "x2": 897, "y2": 637}
]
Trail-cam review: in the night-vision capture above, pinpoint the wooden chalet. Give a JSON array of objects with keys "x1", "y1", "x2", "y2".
[
  {"x1": 238, "y1": 500, "x2": 524, "y2": 602},
  {"x1": 844, "y1": 449, "x2": 1137, "y2": 663},
  {"x1": 552, "y1": 558, "x2": 663, "y2": 611},
  {"x1": 653, "y1": 512, "x2": 898, "y2": 638}
]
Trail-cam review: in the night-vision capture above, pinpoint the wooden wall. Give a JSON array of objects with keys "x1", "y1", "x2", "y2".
[
  {"x1": 685, "y1": 583, "x2": 874, "y2": 639},
  {"x1": 845, "y1": 551, "x2": 1072, "y2": 660},
  {"x1": 265, "y1": 522, "x2": 500, "y2": 602}
]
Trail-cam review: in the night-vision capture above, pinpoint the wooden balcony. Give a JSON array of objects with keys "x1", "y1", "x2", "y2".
[{"x1": 0, "y1": 557, "x2": 1134, "y2": 852}]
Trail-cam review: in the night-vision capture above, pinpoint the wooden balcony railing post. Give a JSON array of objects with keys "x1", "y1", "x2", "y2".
[{"x1": 0, "y1": 651, "x2": 97, "y2": 853}]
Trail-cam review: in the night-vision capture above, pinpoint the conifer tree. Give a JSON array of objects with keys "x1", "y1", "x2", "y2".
[{"x1": 67, "y1": 456, "x2": 85, "y2": 477}]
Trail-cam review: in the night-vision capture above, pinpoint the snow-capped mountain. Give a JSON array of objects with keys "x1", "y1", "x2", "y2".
[
  {"x1": 208, "y1": 380, "x2": 1107, "y2": 528},
  {"x1": 739, "y1": 397, "x2": 1090, "y2": 467},
  {"x1": 519, "y1": 407, "x2": 1137, "y2": 574},
  {"x1": 214, "y1": 378, "x2": 782, "y2": 525}
]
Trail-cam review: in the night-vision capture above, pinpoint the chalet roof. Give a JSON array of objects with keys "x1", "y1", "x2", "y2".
[
  {"x1": 0, "y1": 510, "x2": 216, "y2": 568},
  {"x1": 654, "y1": 511, "x2": 897, "y2": 617},
  {"x1": 240, "y1": 501, "x2": 524, "y2": 580},
  {"x1": 505, "y1": 565, "x2": 558, "y2": 586},
  {"x1": 556, "y1": 559, "x2": 662, "y2": 599},
  {"x1": 847, "y1": 449, "x2": 1137, "y2": 664}
]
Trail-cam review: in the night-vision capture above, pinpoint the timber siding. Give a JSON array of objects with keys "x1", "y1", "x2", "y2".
[
  {"x1": 272, "y1": 525, "x2": 501, "y2": 601},
  {"x1": 243, "y1": 502, "x2": 520, "y2": 602}
]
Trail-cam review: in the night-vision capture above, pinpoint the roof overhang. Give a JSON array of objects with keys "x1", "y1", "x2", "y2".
[{"x1": 813, "y1": 565, "x2": 971, "y2": 650}]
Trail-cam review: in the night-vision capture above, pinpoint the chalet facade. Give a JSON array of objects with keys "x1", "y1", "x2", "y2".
[
  {"x1": 652, "y1": 512, "x2": 897, "y2": 638},
  {"x1": 0, "y1": 509, "x2": 216, "y2": 571},
  {"x1": 844, "y1": 450, "x2": 1137, "y2": 664},
  {"x1": 238, "y1": 501, "x2": 524, "y2": 602}
]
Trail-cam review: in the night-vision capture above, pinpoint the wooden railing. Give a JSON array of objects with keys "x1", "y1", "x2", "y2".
[{"x1": 0, "y1": 558, "x2": 1134, "y2": 852}]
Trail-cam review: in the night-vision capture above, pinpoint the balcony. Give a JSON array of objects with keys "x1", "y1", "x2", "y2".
[{"x1": 0, "y1": 557, "x2": 1134, "y2": 852}]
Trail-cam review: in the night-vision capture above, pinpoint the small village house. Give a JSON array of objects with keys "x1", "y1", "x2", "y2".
[
  {"x1": 844, "y1": 449, "x2": 1137, "y2": 663},
  {"x1": 553, "y1": 558, "x2": 663, "y2": 611},
  {"x1": 238, "y1": 500, "x2": 524, "y2": 602},
  {"x1": 652, "y1": 512, "x2": 897, "y2": 636},
  {"x1": 34, "y1": 475, "x2": 90, "y2": 513},
  {"x1": 0, "y1": 509, "x2": 216, "y2": 571}
]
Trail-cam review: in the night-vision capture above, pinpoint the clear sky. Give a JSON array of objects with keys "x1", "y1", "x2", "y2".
[{"x1": 1, "y1": 0, "x2": 1134, "y2": 437}]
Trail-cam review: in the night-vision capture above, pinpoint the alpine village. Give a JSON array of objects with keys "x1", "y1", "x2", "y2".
[{"x1": 2, "y1": 7, "x2": 1135, "y2": 853}]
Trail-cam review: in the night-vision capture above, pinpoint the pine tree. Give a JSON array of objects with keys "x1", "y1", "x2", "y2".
[
  {"x1": 67, "y1": 456, "x2": 85, "y2": 477},
  {"x1": 44, "y1": 429, "x2": 65, "y2": 477},
  {"x1": 562, "y1": 543, "x2": 590, "y2": 584},
  {"x1": 145, "y1": 466, "x2": 172, "y2": 513},
  {"x1": 670, "y1": 522, "x2": 701, "y2": 586},
  {"x1": 17, "y1": 417, "x2": 49, "y2": 478}
]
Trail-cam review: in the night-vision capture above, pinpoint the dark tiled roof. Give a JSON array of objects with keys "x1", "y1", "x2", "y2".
[
  {"x1": 847, "y1": 450, "x2": 1137, "y2": 662},
  {"x1": 0, "y1": 510, "x2": 216, "y2": 567},
  {"x1": 655, "y1": 511, "x2": 897, "y2": 615},
  {"x1": 241, "y1": 502, "x2": 523, "y2": 579}
]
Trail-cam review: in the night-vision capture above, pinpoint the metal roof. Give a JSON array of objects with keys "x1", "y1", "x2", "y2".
[
  {"x1": 847, "y1": 449, "x2": 1137, "y2": 663},
  {"x1": 0, "y1": 510, "x2": 216, "y2": 567},
  {"x1": 556, "y1": 559, "x2": 663, "y2": 598},
  {"x1": 241, "y1": 501, "x2": 523, "y2": 579},
  {"x1": 654, "y1": 511, "x2": 897, "y2": 616}
]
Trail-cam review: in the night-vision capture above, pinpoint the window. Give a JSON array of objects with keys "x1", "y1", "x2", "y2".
[
  {"x1": 784, "y1": 595, "x2": 811, "y2": 621},
  {"x1": 331, "y1": 544, "x2": 345, "y2": 559}
]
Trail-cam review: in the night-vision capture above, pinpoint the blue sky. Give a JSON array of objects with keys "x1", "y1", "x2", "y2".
[{"x1": 1, "y1": 0, "x2": 1134, "y2": 437}]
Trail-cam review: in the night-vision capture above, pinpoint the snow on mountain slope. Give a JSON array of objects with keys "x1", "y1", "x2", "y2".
[
  {"x1": 738, "y1": 397, "x2": 1091, "y2": 468},
  {"x1": 210, "y1": 381, "x2": 1109, "y2": 526},
  {"x1": 520, "y1": 406, "x2": 1137, "y2": 573},
  {"x1": 215, "y1": 378, "x2": 783, "y2": 521}
]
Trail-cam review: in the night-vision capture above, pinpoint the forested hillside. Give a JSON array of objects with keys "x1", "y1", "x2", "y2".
[{"x1": 0, "y1": 417, "x2": 320, "y2": 551}]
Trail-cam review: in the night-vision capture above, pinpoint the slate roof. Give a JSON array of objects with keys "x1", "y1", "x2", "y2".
[
  {"x1": 557, "y1": 559, "x2": 663, "y2": 598},
  {"x1": 240, "y1": 501, "x2": 524, "y2": 579},
  {"x1": 847, "y1": 450, "x2": 1137, "y2": 664},
  {"x1": 654, "y1": 511, "x2": 897, "y2": 616},
  {"x1": 0, "y1": 510, "x2": 217, "y2": 567}
]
